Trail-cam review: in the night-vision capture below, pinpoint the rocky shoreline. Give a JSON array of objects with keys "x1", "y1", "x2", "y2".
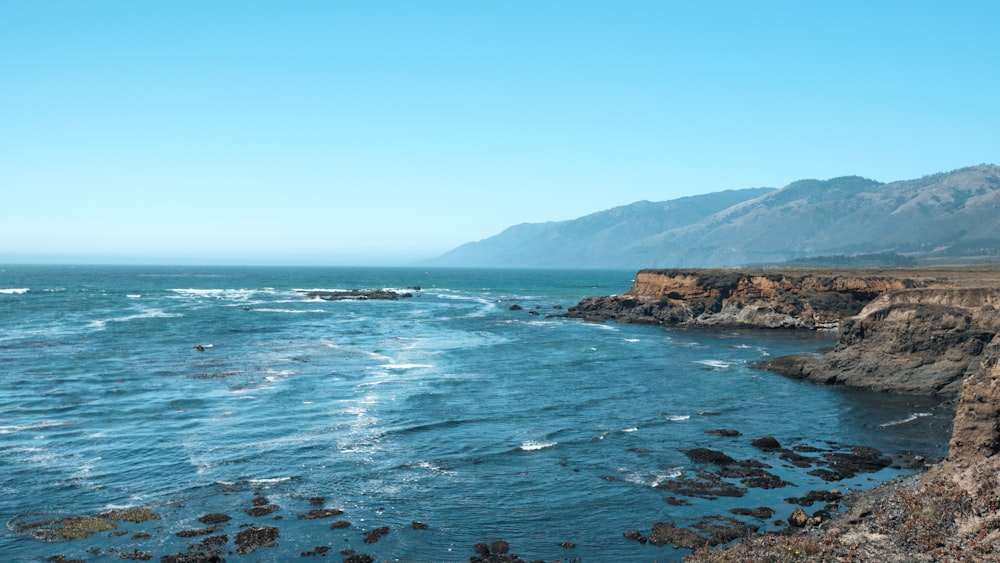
[
  {"x1": 569, "y1": 267, "x2": 1000, "y2": 560},
  {"x1": 18, "y1": 267, "x2": 1000, "y2": 561}
]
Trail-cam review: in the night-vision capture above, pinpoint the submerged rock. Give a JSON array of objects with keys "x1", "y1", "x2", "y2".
[{"x1": 235, "y1": 525, "x2": 279, "y2": 554}]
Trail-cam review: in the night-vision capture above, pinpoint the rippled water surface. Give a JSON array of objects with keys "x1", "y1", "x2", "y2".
[{"x1": 0, "y1": 266, "x2": 952, "y2": 561}]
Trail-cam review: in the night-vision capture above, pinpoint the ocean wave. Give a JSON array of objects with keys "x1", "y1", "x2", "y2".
[
  {"x1": 618, "y1": 467, "x2": 684, "y2": 488},
  {"x1": 520, "y1": 440, "x2": 556, "y2": 451},
  {"x1": 878, "y1": 412, "x2": 932, "y2": 427},
  {"x1": 694, "y1": 359, "x2": 732, "y2": 369},
  {"x1": 0, "y1": 288, "x2": 30, "y2": 295},
  {"x1": 87, "y1": 309, "x2": 183, "y2": 330},
  {"x1": 253, "y1": 308, "x2": 326, "y2": 314},
  {"x1": 623, "y1": 338, "x2": 640, "y2": 343},
  {"x1": 380, "y1": 363, "x2": 434, "y2": 370},
  {"x1": 170, "y1": 288, "x2": 275, "y2": 301},
  {"x1": 0, "y1": 420, "x2": 72, "y2": 434},
  {"x1": 621, "y1": 427, "x2": 638, "y2": 433},
  {"x1": 668, "y1": 415, "x2": 691, "y2": 422}
]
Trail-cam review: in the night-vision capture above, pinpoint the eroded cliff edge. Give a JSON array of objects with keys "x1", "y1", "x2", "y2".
[
  {"x1": 567, "y1": 268, "x2": 1000, "y2": 396},
  {"x1": 568, "y1": 267, "x2": 1000, "y2": 559}
]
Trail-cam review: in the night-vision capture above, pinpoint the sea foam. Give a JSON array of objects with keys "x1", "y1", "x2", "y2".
[{"x1": 878, "y1": 412, "x2": 932, "y2": 427}]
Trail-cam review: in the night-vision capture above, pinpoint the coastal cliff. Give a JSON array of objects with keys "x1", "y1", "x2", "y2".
[
  {"x1": 568, "y1": 268, "x2": 1000, "y2": 396},
  {"x1": 567, "y1": 267, "x2": 1000, "y2": 560},
  {"x1": 568, "y1": 269, "x2": 925, "y2": 330}
]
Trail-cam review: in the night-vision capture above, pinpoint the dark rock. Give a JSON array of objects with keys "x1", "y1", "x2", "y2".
[
  {"x1": 706, "y1": 429, "x2": 742, "y2": 437},
  {"x1": 160, "y1": 553, "x2": 224, "y2": 563},
  {"x1": 197, "y1": 513, "x2": 231, "y2": 525},
  {"x1": 363, "y1": 526, "x2": 389, "y2": 544},
  {"x1": 785, "y1": 489, "x2": 843, "y2": 506},
  {"x1": 411, "y1": 521, "x2": 429, "y2": 530},
  {"x1": 329, "y1": 520, "x2": 351, "y2": 529},
  {"x1": 647, "y1": 521, "x2": 706, "y2": 549},
  {"x1": 301, "y1": 545, "x2": 330, "y2": 557},
  {"x1": 343, "y1": 555, "x2": 374, "y2": 563},
  {"x1": 508, "y1": 304, "x2": 523, "y2": 311},
  {"x1": 491, "y1": 540, "x2": 510, "y2": 554},
  {"x1": 693, "y1": 516, "x2": 759, "y2": 545},
  {"x1": 176, "y1": 528, "x2": 215, "y2": 538},
  {"x1": 716, "y1": 466, "x2": 768, "y2": 479},
  {"x1": 559, "y1": 541, "x2": 576, "y2": 548},
  {"x1": 788, "y1": 508, "x2": 810, "y2": 527},
  {"x1": 308, "y1": 497, "x2": 325, "y2": 506},
  {"x1": 729, "y1": 506, "x2": 775, "y2": 519},
  {"x1": 527, "y1": 310, "x2": 540, "y2": 316},
  {"x1": 656, "y1": 471, "x2": 747, "y2": 498},
  {"x1": 297, "y1": 508, "x2": 344, "y2": 520},
  {"x1": 779, "y1": 450, "x2": 817, "y2": 467},
  {"x1": 741, "y1": 473, "x2": 792, "y2": 489},
  {"x1": 244, "y1": 504, "x2": 278, "y2": 517},
  {"x1": 300, "y1": 289, "x2": 413, "y2": 301},
  {"x1": 622, "y1": 529, "x2": 647, "y2": 544},
  {"x1": 812, "y1": 509, "x2": 832, "y2": 522},
  {"x1": 473, "y1": 543, "x2": 491, "y2": 555},
  {"x1": 684, "y1": 448, "x2": 737, "y2": 465},
  {"x1": 751, "y1": 436, "x2": 782, "y2": 452},
  {"x1": 234, "y1": 525, "x2": 279, "y2": 554}
]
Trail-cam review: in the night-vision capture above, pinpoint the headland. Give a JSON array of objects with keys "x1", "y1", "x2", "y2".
[{"x1": 569, "y1": 267, "x2": 1000, "y2": 560}]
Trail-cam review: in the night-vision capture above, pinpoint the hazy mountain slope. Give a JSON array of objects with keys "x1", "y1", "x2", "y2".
[
  {"x1": 425, "y1": 188, "x2": 775, "y2": 268},
  {"x1": 632, "y1": 164, "x2": 1000, "y2": 267},
  {"x1": 426, "y1": 164, "x2": 1000, "y2": 269}
]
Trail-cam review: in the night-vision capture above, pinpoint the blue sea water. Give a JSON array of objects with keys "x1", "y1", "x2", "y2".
[{"x1": 0, "y1": 265, "x2": 952, "y2": 562}]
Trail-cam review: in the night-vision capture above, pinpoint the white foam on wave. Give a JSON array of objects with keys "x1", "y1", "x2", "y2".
[
  {"x1": 695, "y1": 359, "x2": 732, "y2": 369},
  {"x1": 668, "y1": 415, "x2": 691, "y2": 422},
  {"x1": 623, "y1": 338, "x2": 640, "y2": 343},
  {"x1": 520, "y1": 440, "x2": 556, "y2": 451},
  {"x1": 619, "y1": 467, "x2": 684, "y2": 488},
  {"x1": 622, "y1": 427, "x2": 638, "y2": 433},
  {"x1": 0, "y1": 420, "x2": 71, "y2": 434},
  {"x1": 126, "y1": 294, "x2": 141, "y2": 299},
  {"x1": 878, "y1": 412, "x2": 932, "y2": 427},
  {"x1": 380, "y1": 363, "x2": 434, "y2": 370},
  {"x1": 0, "y1": 288, "x2": 30, "y2": 295},
  {"x1": 170, "y1": 288, "x2": 274, "y2": 301},
  {"x1": 405, "y1": 460, "x2": 452, "y2": 473},
  {"x1": 88, "y1": 308, "x2": 182, "y2": 330},
  {"x1": 253, "y1": 308, "x2": 326, "y2": 314},
  {"x1": 248, "y1": 476, "x2": 293, "y2": 485}
]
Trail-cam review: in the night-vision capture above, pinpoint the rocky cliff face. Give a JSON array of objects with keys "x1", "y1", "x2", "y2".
[
  {"x1": 565, "y1": 267, "x2": 1000, "y2": 559},
  {"x1": 569, "y1": 268, "x2": 1000, "y2": 396},
  {"x1": 568, "y1": 269, "x2": 926, "y2": 330},
  {"x1": 761, "y1": 288, "x2": 1000, "y2": 396}
]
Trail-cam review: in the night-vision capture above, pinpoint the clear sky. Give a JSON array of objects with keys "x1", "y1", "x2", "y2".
[{"x1": 2, "y1": 1, "x2": 998, "y2": 265}]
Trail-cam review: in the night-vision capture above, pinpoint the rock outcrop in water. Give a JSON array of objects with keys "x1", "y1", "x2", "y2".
[
  {"x1": 568, "y1": 268, "x2": 1000, "y2": 396},
  {"x1": 761, "y1": 287, "x2": 1000, "y2": 395},
  {"x1": 568, "y1": 269, "x2": 924, "y2": 329}
]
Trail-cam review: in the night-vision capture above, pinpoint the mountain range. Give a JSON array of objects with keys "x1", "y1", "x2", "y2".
[{"x1": 425, "y1": 164, "x2": 1000, "y2": 269}]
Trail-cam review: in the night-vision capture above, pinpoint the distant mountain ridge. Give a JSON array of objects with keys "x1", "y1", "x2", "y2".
[{"x1": 425, "y1": 164, "x2": 1000, "y2": 269}]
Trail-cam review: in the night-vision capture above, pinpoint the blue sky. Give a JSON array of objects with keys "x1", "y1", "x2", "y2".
[{"x1": 2, "y1": 1, "x2": 998, "y2": 265}]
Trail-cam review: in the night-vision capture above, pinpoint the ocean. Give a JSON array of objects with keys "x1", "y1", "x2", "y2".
[{"x1": 0, "y1": 265, "x2": 952, "y2": 562}]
